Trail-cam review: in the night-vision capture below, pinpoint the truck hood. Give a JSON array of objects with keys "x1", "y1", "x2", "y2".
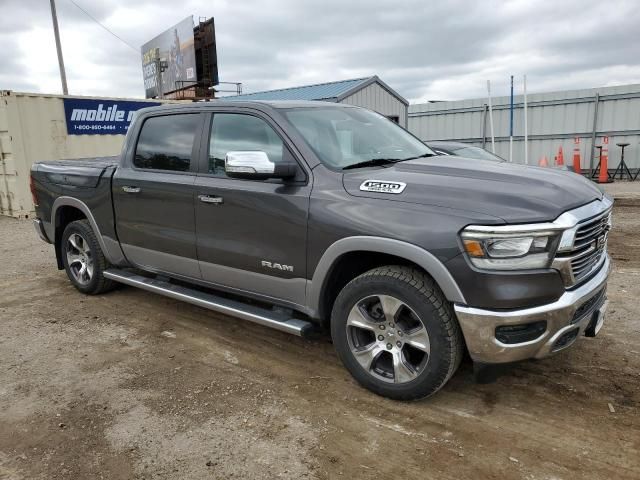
[{"x1": 342, "y1": 156, "x2": 604, "y2": 223}]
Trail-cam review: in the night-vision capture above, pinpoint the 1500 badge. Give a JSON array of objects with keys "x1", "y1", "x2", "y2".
[{"x1": 359, "y1": 180, "x2": 407, "y2": 194}]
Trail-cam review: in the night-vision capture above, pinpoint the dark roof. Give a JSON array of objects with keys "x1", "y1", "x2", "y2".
[
  {"x1": 225, "y1": 76, "x2": 409, "y2": 105},
  {"x1": 138, "y1": 99, "x2": 350, "y2": 111},
  {"x1": 132, "y1": 99, "x2": 356, "y2": 117}
]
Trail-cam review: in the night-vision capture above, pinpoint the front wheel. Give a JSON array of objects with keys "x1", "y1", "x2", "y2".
[
  {"x1": 331, "y1": 266, "x2": 463, "y2": 400},
  {"x1": 61, "y1": 219, "x2": 115, "y2": 295}
]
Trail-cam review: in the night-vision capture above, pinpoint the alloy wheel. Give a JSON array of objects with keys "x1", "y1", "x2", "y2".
[
  {"x1": 346, "y1": 294, "x2": 430, "y2": 384},
  {"x1": 66, "y1": 233, "x2": 94, "y2": 285}
]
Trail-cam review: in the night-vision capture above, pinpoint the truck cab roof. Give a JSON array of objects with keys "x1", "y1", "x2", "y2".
[{"x1": 138, "y1": 99, "x2": 354, "y2": 115}]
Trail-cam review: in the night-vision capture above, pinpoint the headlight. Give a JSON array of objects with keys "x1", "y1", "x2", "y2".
[{"x1": 460, "y1": 227, "x2": 561, "y2": 270}]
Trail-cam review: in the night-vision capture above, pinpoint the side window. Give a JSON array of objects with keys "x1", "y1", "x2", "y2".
[
  {"x1": 134, "y1": 114, "x2": 200, "y2": 172},
  {"x1": 208, "y1": 113, "x2": 285, "y2": 176}
]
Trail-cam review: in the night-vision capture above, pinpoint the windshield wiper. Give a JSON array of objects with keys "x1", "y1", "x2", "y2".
[
  {"x1": 401, "y1": 153, "x2": 436, "y2": 161},
  {"x1": 342, "y1": 153, "x2": 435, "y2": 170},
  {"x1": 342, "y1": 158, "x2": 400, "y2": 170}
]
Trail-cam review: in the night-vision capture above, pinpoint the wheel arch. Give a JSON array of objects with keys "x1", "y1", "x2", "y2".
[
  {"x1": 308, "y1": 236, "x2": 466, "y2": 324},
  {"x1": 51, "y1": 197, "x2": 109, "y2": 269}
]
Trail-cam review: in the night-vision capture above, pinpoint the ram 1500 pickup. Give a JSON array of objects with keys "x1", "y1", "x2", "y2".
[{"x1": 31, "y1": 101, "x2": 612, "y2": 400}]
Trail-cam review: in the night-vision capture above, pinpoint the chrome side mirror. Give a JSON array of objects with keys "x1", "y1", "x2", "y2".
[{"x1": 225, "y1": 151, "x2": 297, "y2": 179}]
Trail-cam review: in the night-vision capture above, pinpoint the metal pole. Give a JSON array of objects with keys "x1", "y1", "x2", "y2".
[
  {"x1": 523, "y1": 74, "x2": 528, "y2": 165},
  {"x1": 509, "y1": 75, "x2": 514, "y2": 162},
  {"x1": 154, "y1": 50, "x2": 163, "y2": 100},
  {"x1": 487, "y1": 80, "x2": 495, "y2": 153},
  {"x1": 589, "y1": 93, "x2": 600, "y2": 177},
  {"x1": 49, "y1": 0, "x2": 68, "y2": 95},
  {"x1": 481, "y1": 104, "x2": 487, "y2": 149}
]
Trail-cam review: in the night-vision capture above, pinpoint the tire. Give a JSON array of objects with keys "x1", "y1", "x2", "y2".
[
  {"x1": 331, "y1": 266, "x2": 463, "y2": 400},
  {"x1": 61, "y1": 219, "x2": 115, "y2": 295}
]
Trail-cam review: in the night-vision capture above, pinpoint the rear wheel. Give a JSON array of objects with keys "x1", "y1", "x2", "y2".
[
  {"x1": 331, "y1": 266, "x2": 463, "y2": 400},
  {"x1": 61, "y1": 219, "x2": 115, "y2": 295}
]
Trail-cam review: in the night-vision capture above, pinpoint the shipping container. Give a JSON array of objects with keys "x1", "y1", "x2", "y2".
[{"x1": 0, "y1": 91, "x2": 180, "y2": 218}]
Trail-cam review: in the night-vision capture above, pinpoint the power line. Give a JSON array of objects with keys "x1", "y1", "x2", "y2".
[{"x1": 66, "y1": 0, "x2": 139, "y2": 53}]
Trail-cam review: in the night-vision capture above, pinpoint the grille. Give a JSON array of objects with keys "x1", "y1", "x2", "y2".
[{"x1": 566, "y1": 210, "x2": 611, "y2": 284}]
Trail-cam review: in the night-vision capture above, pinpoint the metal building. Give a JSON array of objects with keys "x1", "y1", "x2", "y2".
[
  {"x1": 0, "y1": 91, "x2": 178, "y2": 218},
  {"x1": 408, "y1": 83, "x2": 640, "y2": 171},
  {"x1": 229, "y1": 76, "x2": 409, "y2": 127}
]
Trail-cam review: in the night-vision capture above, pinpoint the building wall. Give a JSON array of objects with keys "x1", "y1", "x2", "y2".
[
  {"x1": 0, "y1": 91, "x2": 178, "y2": 218},
  {"x1": 341, "y1": 82, "x2": 408, "y2": 127},
  {"x1": 408, "y1": 83, "x2": 640, "y2": 170}
]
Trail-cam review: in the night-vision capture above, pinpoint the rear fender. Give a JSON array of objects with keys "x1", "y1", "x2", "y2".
[{"x1": 51, "y1": 197, "x2": 127, "y2": 267}]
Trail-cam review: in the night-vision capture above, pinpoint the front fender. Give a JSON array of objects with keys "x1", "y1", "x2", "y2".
[{"x1": 306, "y1": 236, "x2": 466, "y2": 317}]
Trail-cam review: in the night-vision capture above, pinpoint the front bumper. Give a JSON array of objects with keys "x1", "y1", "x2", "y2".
[{"x1": 454, "y1": 255, "x2": 610, "y2": 364}]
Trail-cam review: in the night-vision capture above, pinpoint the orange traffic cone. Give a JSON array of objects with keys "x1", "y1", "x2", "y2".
[
  {"x1": 573, "y1": 138, "x2": 581, "y2": 174},
  {"x1": 597, "y1": 141, "x2": 610, "y2": 184},
  {"x1": 539, "y1": 156, "x2": 549, "y2": 167},
  {"x1": 556, "y1": 146, "x2": 564, "y2": 166}
]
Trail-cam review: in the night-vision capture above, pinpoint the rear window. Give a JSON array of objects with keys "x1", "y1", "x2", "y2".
[{"x1": 134, "y1": 114, "x2": 200, "y2": 171}]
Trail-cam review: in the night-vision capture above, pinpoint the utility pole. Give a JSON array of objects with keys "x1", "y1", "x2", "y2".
[{"x1": 49, "y1": 0, "x2": 68, "y2": 95}]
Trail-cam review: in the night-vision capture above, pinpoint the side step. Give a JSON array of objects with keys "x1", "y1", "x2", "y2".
[{"x1": 103, "y1": 269, "x2": 316, "y2": 337}]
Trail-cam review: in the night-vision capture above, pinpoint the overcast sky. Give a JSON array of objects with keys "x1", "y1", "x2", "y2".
[{"x1": 1, "y1": 0, "x2": 639, "y2": 103}]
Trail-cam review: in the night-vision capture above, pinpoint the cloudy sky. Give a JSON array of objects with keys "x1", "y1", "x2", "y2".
[{"x1": 1, "y1": 0, "x2": 639, "y2": 103}]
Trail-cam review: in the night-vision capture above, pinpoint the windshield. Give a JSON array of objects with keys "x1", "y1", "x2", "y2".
[
  {"x1": 438, "y1": 145, "x2": 504, "y2": 162},
  {"x1": 282, "y1": 107, "x2": 434, "y2": 169}
]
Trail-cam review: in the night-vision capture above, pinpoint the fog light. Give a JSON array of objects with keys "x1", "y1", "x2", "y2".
[{"x1": 552, "y1": 328, "x2": 579, "y2": 351}]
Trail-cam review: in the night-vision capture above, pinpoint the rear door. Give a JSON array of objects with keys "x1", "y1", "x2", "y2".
[
  {"x1": 112, "y1": 112, "x2": 204, "y2": 278},
  {"x1": 194, "y1": 110, "x2": 311, "y2": 307}
]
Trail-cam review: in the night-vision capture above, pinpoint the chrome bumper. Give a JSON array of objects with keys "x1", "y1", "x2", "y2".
[
  {"x1": 454, "y1": 255, "x2": 611, "y2": 364},
  {"x1": 33, "y1": 218, "x2": 51, "y2": 243}
]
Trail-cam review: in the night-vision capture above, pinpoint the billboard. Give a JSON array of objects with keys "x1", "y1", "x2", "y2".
[
  {"x1": 63, "y1": 98, "x2": 160, "y2": 135},
  {"x1": 141, "y1": 16, "x2": 197, "y2": 98},
  {"x1": 194, "y1": 18, "x2": 219, "y2": 90}
]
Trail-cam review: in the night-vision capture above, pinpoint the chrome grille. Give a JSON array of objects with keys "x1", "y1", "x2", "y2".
[{"x1": 557, "y1": 209, "x2": 611, "y2": 286}]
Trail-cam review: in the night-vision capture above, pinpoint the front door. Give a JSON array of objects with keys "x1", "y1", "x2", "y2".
[
  {"x1": 194, "y1": 111, "x2": 311, "y2": 307},
  {"x1": 112, "y1": 112, "x2": 203, "y2": 278}
]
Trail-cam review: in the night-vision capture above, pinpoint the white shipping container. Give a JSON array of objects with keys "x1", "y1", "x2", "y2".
[{"x1": 0, "y1": 91, "x2": 180, "y2": 218}]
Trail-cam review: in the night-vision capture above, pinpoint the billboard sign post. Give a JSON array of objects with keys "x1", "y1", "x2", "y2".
[{"x1": 141, "y1": 16, "x2": 197, "y2": 98}]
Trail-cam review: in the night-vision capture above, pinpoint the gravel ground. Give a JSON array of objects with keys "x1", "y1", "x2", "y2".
[
  {"x1": 603, "y1": 180, "x2": 640, "y2": 203},
  {"x1": 0, "y1": 207, "x2": 638, "y2": 480}
]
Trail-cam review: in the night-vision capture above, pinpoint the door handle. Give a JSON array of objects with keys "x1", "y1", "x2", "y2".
[
  {"x1": 198, "y1": 194, "x2": 223, "y2": 205},
  {"x1": 122, "y1": 186, "x2": 141, "y2": 194}
]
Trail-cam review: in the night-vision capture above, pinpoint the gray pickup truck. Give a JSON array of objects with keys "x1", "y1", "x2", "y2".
[{"x1": 30, "y1": 101, "x2": 612, "y2": 400}]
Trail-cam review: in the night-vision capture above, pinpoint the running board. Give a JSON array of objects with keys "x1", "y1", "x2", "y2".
[{"x1": 103, "y1": 269, "x2": 315, "y2": 337}]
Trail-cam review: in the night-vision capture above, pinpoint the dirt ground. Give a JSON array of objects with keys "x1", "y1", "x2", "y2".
[{"x1": 0, "y1": 206, "x2": 638, "y2": 480}]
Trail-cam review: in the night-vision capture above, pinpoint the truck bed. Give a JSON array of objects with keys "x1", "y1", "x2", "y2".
[{"x1": 35, "y1": 156, "x2": 119, "y2": 188}]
